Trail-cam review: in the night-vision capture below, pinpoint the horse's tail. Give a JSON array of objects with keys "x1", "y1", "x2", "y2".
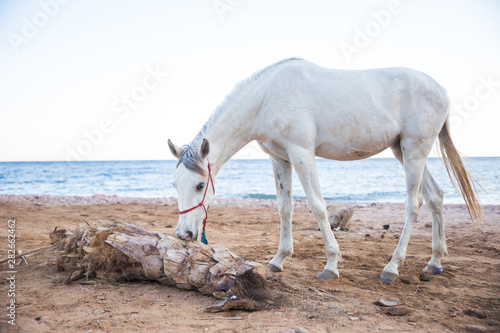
[{"x1": 438, "y1": 120, "x2": 483, "y2": 225}]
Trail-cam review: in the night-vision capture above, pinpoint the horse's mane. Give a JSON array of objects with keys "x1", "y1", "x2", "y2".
[
  {"x1": 177, "y1": 145, "x2": 207, "y2": 177},
  {"x1": 193, "y1": 57, "x2": 302, "y2": 143}
]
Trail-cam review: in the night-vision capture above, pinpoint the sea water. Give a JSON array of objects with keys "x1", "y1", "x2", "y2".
[{"x1": 0, "y1": 158, "x2": 498, "y2": 205}]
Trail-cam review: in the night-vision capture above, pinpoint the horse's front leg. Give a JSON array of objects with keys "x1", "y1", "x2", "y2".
[
  {"x1": 289, "y1": 147, "x2": 340, "y2": 279},
  {"x1": 268, "y1": 156, "x2": 294, "y2": 272}
]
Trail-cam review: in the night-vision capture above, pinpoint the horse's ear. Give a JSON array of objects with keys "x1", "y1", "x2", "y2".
[
  {"x1": 168, "y1": 139, "x2": 182, "y2": 159},
  {"x1": 200, "y1": 138, "x2": 210, "y2": 159}
]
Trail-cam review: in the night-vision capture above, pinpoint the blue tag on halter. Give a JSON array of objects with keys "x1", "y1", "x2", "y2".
[{"x1": 200, "y1": 231, "x2": 208, "y2": 245}]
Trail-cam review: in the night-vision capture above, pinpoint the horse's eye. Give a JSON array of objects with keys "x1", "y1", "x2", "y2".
[{"x1": 196, "y1": 183, "x2": 205, "y2": 190}]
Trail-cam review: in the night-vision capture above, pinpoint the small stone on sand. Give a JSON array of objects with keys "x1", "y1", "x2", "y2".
[
  {"x1": 385, "y1": 307, "x2": 412, "y2": 316},
  {"x1": 400, "y1": 275, "x2": 420, "y2": 285},
  {"x1": 419, "y1": 273, "x2": 432, "y2": 282},
  {"x1": 374, "y1": 299, "x2": 400, "y2": 307},
  {"x1": 465, "y1": 324, "x2": 488, "y2": 332}
]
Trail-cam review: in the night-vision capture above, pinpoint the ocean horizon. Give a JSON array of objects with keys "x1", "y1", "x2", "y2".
[{"x1": 1, "y1": 157, "x2": 498, "y2": 205}]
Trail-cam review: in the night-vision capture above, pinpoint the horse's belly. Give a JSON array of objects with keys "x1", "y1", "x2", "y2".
[
  {"x1": 257, "y1": 103, "x2": 401, "y2": 161},
  {"x1": 314, "y1": 142, "x2": 387, "y2": 161},
  {"x1": 314, "y1": 120, "x2": 400, "y2": 161}
]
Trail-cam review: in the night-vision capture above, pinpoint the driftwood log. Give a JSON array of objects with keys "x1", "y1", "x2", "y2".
[
  {"x1": 50, "y1": 221, "x2": 274, "y2": 310},
  {"x1": 327, "y1": 205, "x2": 355, "y2": 230}
]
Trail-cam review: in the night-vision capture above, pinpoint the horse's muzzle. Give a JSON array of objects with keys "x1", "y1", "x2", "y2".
[{"x1": 176, "y1": 230, "x2": 196, "y2": 241}]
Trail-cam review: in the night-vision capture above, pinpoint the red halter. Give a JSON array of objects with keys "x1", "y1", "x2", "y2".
[{"x1": 177, "y1": 161, "x2": 214, "y2": 244}]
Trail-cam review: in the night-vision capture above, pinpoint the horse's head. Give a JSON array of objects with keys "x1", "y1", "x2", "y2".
[{"x1": 168, "y1": 138, "x2": 214, "y2": 242}]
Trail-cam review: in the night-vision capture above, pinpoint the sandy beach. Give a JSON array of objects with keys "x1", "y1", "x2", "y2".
[{"x1": 0, "y1": 194, "x2": 499, "y2": 332}]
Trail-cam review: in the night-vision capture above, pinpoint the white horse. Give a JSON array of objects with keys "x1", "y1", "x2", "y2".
[{"x1": 168, "y1": 58, "x2": 482, "y2": 281}]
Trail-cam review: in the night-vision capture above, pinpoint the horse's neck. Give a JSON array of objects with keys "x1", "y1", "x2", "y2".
[{"x1": 192, "y1": 85, "x2": 263, "y2": 176}]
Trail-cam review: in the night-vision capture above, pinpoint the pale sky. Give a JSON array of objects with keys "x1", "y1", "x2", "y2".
[{"x1": 1, "y1": 0, "x2": 499, "y2": 161}]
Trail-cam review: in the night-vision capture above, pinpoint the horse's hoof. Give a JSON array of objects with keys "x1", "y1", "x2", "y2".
[
  {"x1": 380, "y1": 270, "x2": 398, "y2": 282},
  {"x1": 268, "y1": 263, "x2": 283, "y2": 272},
  {"x1": 316, "y1": 269, "x2": 339, "y2": 280},
  {"x1": 423, "y1": 265, "x2": 443, "y2": 274}
]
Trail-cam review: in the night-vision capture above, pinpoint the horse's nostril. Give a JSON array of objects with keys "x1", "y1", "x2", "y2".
[{"x1": 176, "y1": 230, "x2": 193, "y2": 241}]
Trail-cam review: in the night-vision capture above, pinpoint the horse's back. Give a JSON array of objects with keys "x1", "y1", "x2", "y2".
[
  {"x1": 255, "y1": 59, "x2": 449, "y2": 161},
  {"x1": 266, "y1": 59, "x2": 447, "y2": 111}
]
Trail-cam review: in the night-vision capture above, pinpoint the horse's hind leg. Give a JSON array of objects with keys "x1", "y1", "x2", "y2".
[
  {"x1": 387, "y1": 142, "x2": 447, "y2": 276},
  {"x1": 289, "y1": 146, "x2": 340, "y2": 279},
  {"x1": 268, "y1": 156, "x2": 294, "y2": 272},
  {"x1": 422, "y1": 166, "x2": 447, "y2": 274},
  {"x1": 381, "y1": 140, "x2": 427, "y2": 282}
]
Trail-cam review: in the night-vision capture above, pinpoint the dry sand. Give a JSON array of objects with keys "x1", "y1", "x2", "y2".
[{"x1": 0, "y1": 194, "x2": 499, "y2": 332}]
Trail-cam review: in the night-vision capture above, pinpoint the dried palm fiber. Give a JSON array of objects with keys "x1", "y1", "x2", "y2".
[{"x1": 50, "y1": 221, "x2": 273, "y2": 307}]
